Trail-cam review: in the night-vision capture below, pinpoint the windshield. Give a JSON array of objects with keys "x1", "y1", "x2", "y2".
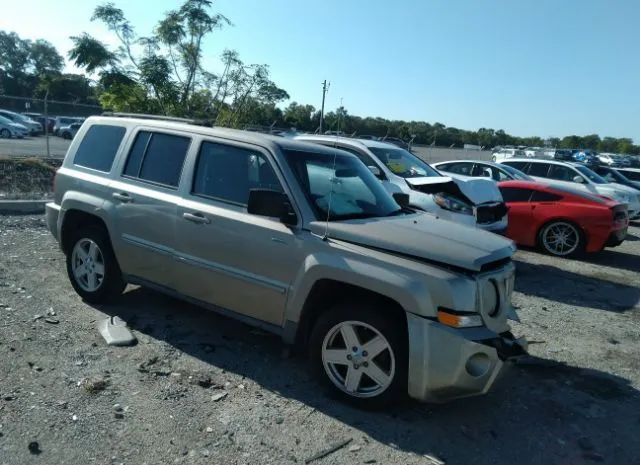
[
  {"x1": 283, "y1": 149, "x2": 402, "y2": 221},
  {"x1": 499, "y1": 164, "x2": 533, "y2": 180},
  {"x1": 368, "y1": 147, "x2": 440, "y2": 178},
  {"x1": 598, "y1": 168, "x2": 629, "y2": 183},
  {"x1": 574, "y1": 165, "x2": 607, "y2": 184}
]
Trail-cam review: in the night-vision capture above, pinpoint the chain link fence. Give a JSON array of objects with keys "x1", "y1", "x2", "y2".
[{"x1": 0, "y1": 95, "x2": 102, "y2": 118}]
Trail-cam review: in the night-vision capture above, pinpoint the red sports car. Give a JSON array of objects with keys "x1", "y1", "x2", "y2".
[{"x1": 498, "y1": 180, "x2": 628, "y2": 257}]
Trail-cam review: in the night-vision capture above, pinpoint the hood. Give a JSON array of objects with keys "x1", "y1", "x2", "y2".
[
  {"x1": 10, "y1": 122, "x2": 28, "y2": 130},
  {"x1": 311, "y1": 213, "x2": 515, "y2": 272},
  {"x1": 405, "y1": 176, "x2": 503, "y2": 205},
  {"x1": 609, "y1": 182, "x2": 640, "y2": 195}
]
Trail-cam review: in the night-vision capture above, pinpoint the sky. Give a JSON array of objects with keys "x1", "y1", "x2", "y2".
[{"x1": 1, "y1": 0, "x2": 639, "y2": 142}]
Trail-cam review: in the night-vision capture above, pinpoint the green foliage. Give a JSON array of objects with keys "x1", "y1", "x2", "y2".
[{"x1": 68, "y1": 34, "x2": 117, "y2": 74}]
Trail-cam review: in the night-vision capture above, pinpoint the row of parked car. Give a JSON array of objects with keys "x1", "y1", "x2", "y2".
[
  {"x1": 434, "y1": 158, "x2": 638, "y2": 256},
  {"x1": 493, "y1": 146, "x2": 640, "y2": 168},
  {"x1": 0, "y1": 109, "x2": 85, "y2": 139}
]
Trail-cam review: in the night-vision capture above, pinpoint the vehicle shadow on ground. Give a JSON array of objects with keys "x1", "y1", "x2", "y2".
[
  {"x1": 576, "y1": 248, "x2": 640, "y2": 273},
  {"x1": 95, "y1": 287, "x2": 640, "y2": 465},
  {"x1": 514, "y1": 259, "x2": 640, "y2": 312}
]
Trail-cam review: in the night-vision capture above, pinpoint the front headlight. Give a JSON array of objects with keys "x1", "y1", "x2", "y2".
[{"x1": 433, "y1": 192, "x2": 473, "y2": 215}]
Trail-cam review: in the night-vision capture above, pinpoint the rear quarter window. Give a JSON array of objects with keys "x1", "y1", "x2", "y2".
[
  {"x1": 73, "y1": 124, "x2": 126, "y2": 172},
  {"x1": 499, "y1": 187, "x2": 533, "y2": 202}
]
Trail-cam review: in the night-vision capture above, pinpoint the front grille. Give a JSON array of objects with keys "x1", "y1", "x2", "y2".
[{"x1": 476, "y1": 203, "x2": 508, "y2": 224}]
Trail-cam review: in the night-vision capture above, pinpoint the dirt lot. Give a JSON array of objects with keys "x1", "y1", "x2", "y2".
[{"x1": 1, "y1": 215, "x2": 639, "y2": 465}]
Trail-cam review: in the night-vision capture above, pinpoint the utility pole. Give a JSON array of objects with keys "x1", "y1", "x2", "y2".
[
  {"x1": 319, "y1": 80, "x2": 329, "y2": 134},
  {"x1": 44, "y1": 90, "x2": 50, "y2": 158}
]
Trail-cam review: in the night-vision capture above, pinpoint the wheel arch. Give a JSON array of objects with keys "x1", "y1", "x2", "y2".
[
  {"x1": 290, "y1": 279, "x2": 407, "y2": 350},
  {"x1": 536, "y1": 217, "x2": 588, "y2": 251},
  {"x1": 60, "y1": 209, "x2": 110, "y2": 255}
]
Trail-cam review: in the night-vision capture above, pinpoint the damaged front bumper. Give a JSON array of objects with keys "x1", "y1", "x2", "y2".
[{"x1": 406, "y1": 313, "x2": 527, "y2": 403}]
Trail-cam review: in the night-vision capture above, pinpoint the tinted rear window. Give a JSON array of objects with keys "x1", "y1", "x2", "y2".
[
  {"x1": 123, "y1": 131, "x2": 190, "y2": 188},
  {"x1": 531, "y1": 191, "x2": 562, "y2": 202},
  {"x1": 503, "y1": 161, "x2": 527, "y2": 170},
  {"x1": 527, "y1": 163, "x2": 550, "y2": 177},
  {"x1": 73, "y1": 124, "x2": 126, "y2": 172},
  {"x1": 499, "y1": 187, "x2": 533, "y2": 202}
]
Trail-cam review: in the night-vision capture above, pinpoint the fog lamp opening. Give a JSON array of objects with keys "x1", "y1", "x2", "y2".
[{"x1": 465, "y1": 353, "x2": 491, "y2": 377}]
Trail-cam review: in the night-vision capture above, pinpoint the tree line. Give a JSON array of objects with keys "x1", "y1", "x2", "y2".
[{"x1": 1, "y1": 0, "x2": 638, "y2": 155}]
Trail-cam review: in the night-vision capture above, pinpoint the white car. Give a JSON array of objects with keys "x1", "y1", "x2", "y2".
[
  {"x1": 499, "y1": 158, "x2": 640, "y2": 219},
  {"x1": 492, "y1": 148, "x2": 526, "y2": 162},
  {"x1": 296, "y1": 135, "x2": 509, "y2": 233},
  {"x1": 0, "y1": 109, "x2": 42, "y2": 135},
  {"x1": 523, "y1": 147, "x2": 545, "y2": 158},
  {"x1": 598, "y1": 153, "x2": 616, "y2": 165},
  {"x1": 433, "y1": 160, "x2": 534, "y2": 182},
  {"x1": 0, "y1": 115, "x2": 29, "y2": 138}
]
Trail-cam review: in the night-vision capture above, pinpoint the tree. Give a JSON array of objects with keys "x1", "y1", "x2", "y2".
[
  {"x1": 68, "y1": 1, "x2": 287, "y2": 121},
  {"x1": 29, "y1": 40, "x2": 64, "y2": 75}
]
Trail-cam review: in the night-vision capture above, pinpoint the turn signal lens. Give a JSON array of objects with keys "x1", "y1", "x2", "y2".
[{"x1": 437, "y1": 309, "x2": 483, "y2": 328}]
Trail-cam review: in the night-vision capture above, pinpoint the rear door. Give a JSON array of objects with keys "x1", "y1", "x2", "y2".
[
  {"x1": 173, "y1": 139, "x2": 304, "y2": 326},
  {"x1": 108, "y1": 129, "x2": 192, "y2": 289}
]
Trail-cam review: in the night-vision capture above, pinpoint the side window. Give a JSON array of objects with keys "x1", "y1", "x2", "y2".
[
  {"x1": 548, "y1": 165, "x2": 578, "y2": 182},
  {"x1": 527, "y1": 163, "x2": 550, "y2": 177},
  {"x1": 192, "y1": 141, "x2": 283, "y2": 206},
  {"x1": 499, "y1": 187, "x2": 533, "y2": 202},
  {"x1": 503, "y1": 161, "x2": 527, "y2": 171},
  {"x1": 123, "y1": 131, "x2": 190, "y2": 188},
  {"x1": 531, "y1": 191, "x2": 562, "y2": 202},
  {"x1": 495, "y1": 168, "x2": 511, "y2": 181},
  {"x1": 470, "y1": 163, "x2": 494, "y2": 178},
  {"x1": 73, "y1": 124, "x2": 126, "y2": 172},
  {"x1": 445, "y1": 162, "x2": 474, "y2": 176}
]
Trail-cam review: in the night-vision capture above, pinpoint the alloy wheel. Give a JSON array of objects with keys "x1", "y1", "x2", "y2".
[
  {"x1": 542, "y1": 222, "x2": 580, "y2": 256},
  {"x1": 321, "y1": 320, "x2": 395, "y2": 398},
  {"x1": 71, "y1": 238, "x2": 106, "y2": 292}
]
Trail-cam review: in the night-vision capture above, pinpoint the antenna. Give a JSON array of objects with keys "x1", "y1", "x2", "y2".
[{"x1": 321, "y1": 97, "x2": 343, "y2": 240}]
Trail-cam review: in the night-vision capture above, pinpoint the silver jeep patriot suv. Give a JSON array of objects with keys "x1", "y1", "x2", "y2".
[{"x1": 46, "y1": 115, "x2": 526, "y2": 407}]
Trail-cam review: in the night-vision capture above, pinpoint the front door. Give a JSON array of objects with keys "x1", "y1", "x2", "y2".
[{"x1": 173, "y1": 140, "x2": 304, "y2": 326}]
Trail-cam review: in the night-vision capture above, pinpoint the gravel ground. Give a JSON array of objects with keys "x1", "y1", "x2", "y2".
[{"x1": 0, "y1": 215, "x2": 639, "y2": 465}]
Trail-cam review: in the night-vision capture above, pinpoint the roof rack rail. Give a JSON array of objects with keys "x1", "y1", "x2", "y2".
[{"x1": 101, "y1": 112, "x2": 212, "y2": 126}]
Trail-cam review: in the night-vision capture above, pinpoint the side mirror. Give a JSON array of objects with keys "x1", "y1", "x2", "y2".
[
  {"x1": 247, "y1": 189, "x2": 297, "y2": 225},
  {"x1": 367, "y1": 165, "x2": 383, "y2": 179},
  {"x1": 572, "y1": 175, "x2": 585, "y2": 184},
  {"x1": 392, "y1": 192, "x2": 410, "y2": 208}
]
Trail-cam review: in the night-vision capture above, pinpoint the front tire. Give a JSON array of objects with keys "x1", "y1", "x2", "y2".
[
  {"x1": 66, "y1": 226, "x2": 125, "y2": 303},
  {"x1": 537, "y1": 220, "x2": 584, "y2": 257},
  {"x1": 0, "y1": 128, "x2": 10, "y2": 138},
  {"x1": 309, "y1": 302, "x2": 407, "y2": 408}
]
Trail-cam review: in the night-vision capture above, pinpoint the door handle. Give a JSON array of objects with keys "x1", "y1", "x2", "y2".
[
  {"x1": 112, "y1": 192, "x2": 133, "y2": 203},
  {"x1": 183, "y1": 212, "x2": 210, "y2": 224}
]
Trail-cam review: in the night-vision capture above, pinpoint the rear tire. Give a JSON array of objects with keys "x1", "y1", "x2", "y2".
[
  {"x1": 66, "y1": 226, "x2": 125, "y2": 303},
  {"x1": 309, "y1": 302, "x2": 408, "y2": 409},
  {"x1": 537, "y1": 220, "x2": 584, "y2": 257}
]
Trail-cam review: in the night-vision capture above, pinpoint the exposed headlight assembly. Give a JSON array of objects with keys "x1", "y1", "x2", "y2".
[{"x1": 433, "y1": 192, "x2": 473, "y2": 215}]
